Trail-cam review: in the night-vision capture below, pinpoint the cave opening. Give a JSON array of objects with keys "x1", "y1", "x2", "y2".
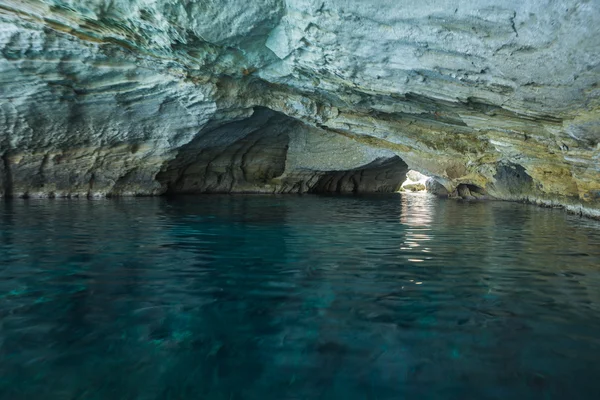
[
  {"x1": 399, "y1": 170, "x2": 431, "y2": 192},
  {"x1": 156, "y1": 107, "x2": 410, "y2": 195},
  {"x1": 398, "y1": 170, "x2": 452, "y2": 197}
]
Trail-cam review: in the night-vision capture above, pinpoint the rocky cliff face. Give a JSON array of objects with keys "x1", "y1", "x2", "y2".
[{"x1": 0, "y1": 1, "x2": 599, "y2": 215}]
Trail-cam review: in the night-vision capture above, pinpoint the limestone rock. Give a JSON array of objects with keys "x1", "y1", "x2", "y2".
[
  {"x1": 406, "y1": 170, "x2": 429, "y2": 183},
  {"x1": 400, "y1": 170, "x2": 428, "y2": 192},
  {"x1": 156, "y1": 108, "x2": 407, "y2": 193},
  {"x1": 401, "y1": 182, "x2": 426, "y2": 192},
  {"x1": 425, "y1": 179, "x2": 449, "y2": 197},
  {"x1": 0, "y1": 0, "x2": 598, "y2": 217}
]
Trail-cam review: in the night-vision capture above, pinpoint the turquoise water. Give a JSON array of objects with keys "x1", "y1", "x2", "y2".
[{"x1": 1, "y1": 194, "x2": 600, "y2": 399}]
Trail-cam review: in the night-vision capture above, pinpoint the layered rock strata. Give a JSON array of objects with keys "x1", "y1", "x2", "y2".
[{"x1": 0, "y1": 1, "x2": 598, "y2": 216}]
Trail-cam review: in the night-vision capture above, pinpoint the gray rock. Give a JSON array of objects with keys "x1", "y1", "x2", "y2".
[
  {"x1": 425, "y1": 179, "x2": 449, "y2": 197},
  {"x1": 406, "y1": 170, "x2": 429, "y2": 183},
  {"x1": 0, "y1": 1, "x2": 599, "y2": 217}
]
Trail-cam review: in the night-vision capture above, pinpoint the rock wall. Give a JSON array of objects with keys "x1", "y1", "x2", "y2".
[
  {"x1": 157, "y1": 108, "x2": 407, "y2": 194},
  {"x1": 0, "y1": 0, "x2": 599, "y2": 216}
]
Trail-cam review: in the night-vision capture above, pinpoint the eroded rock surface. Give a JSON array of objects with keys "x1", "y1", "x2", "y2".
[
  {"x1": 0, "y1": 1, "x2": 599, "y2": 215},
  {"x1": 157, "y1": 108, "x2": 407, "y2": 193}
]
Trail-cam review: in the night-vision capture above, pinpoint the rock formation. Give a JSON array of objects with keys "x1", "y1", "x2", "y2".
[{"x1": 0, "y1": 1, "x2": 598, "y2": 216}]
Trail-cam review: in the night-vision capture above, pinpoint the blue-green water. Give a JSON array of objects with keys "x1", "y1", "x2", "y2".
[{"x1": 1, "y1": 194, "x2": 600, "y2": 399}]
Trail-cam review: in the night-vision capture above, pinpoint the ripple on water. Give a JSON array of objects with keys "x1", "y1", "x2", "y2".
[{"x1": 1, "y1": 194, "x2": 600, "y2": 399}]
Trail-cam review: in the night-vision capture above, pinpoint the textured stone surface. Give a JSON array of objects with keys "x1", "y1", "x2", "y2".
[
  {"x1": 425, "y1": 178, "x2": 449, "y2": 197},
  {"x1": 157, "y1": 108, "x2": 407, "y2": 193},
  {"x1": 0, "y1": 1, "x2": 599, "y2": 216}
]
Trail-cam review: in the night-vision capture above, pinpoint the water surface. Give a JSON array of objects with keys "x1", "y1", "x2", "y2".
[{"x1": 1, "y1": 194, "x2": 600, "y2": 399}]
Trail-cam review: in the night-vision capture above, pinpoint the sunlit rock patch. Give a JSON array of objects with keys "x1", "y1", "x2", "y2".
[{"x1": 400, "y1": 170, "x2": 429, "y2": 192}]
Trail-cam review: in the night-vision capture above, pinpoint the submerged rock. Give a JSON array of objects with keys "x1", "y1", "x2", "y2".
[{"x1": 0, "y1": 1, "x2": 598, "y2": 216}]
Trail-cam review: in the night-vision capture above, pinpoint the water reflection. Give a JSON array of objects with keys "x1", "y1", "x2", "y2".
[
  {"x1": 400, "y1": 193, "x2": 435, "y2": 264},
  {"x1": 0, "y1": 195, "x2": 599, "y2": 399},
  {"x1": 400, "y1": 191, "x2": 435, "y2": 227}
]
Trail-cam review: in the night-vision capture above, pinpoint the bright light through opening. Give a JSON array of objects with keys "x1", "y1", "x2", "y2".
[{"x1": 399, "y1": 170, "x2": 431, "y2": 192}]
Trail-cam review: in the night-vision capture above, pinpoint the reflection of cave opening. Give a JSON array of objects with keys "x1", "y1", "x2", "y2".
[{"x1": 156, "y1": 107, "x2": 410, "y2": 194}]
